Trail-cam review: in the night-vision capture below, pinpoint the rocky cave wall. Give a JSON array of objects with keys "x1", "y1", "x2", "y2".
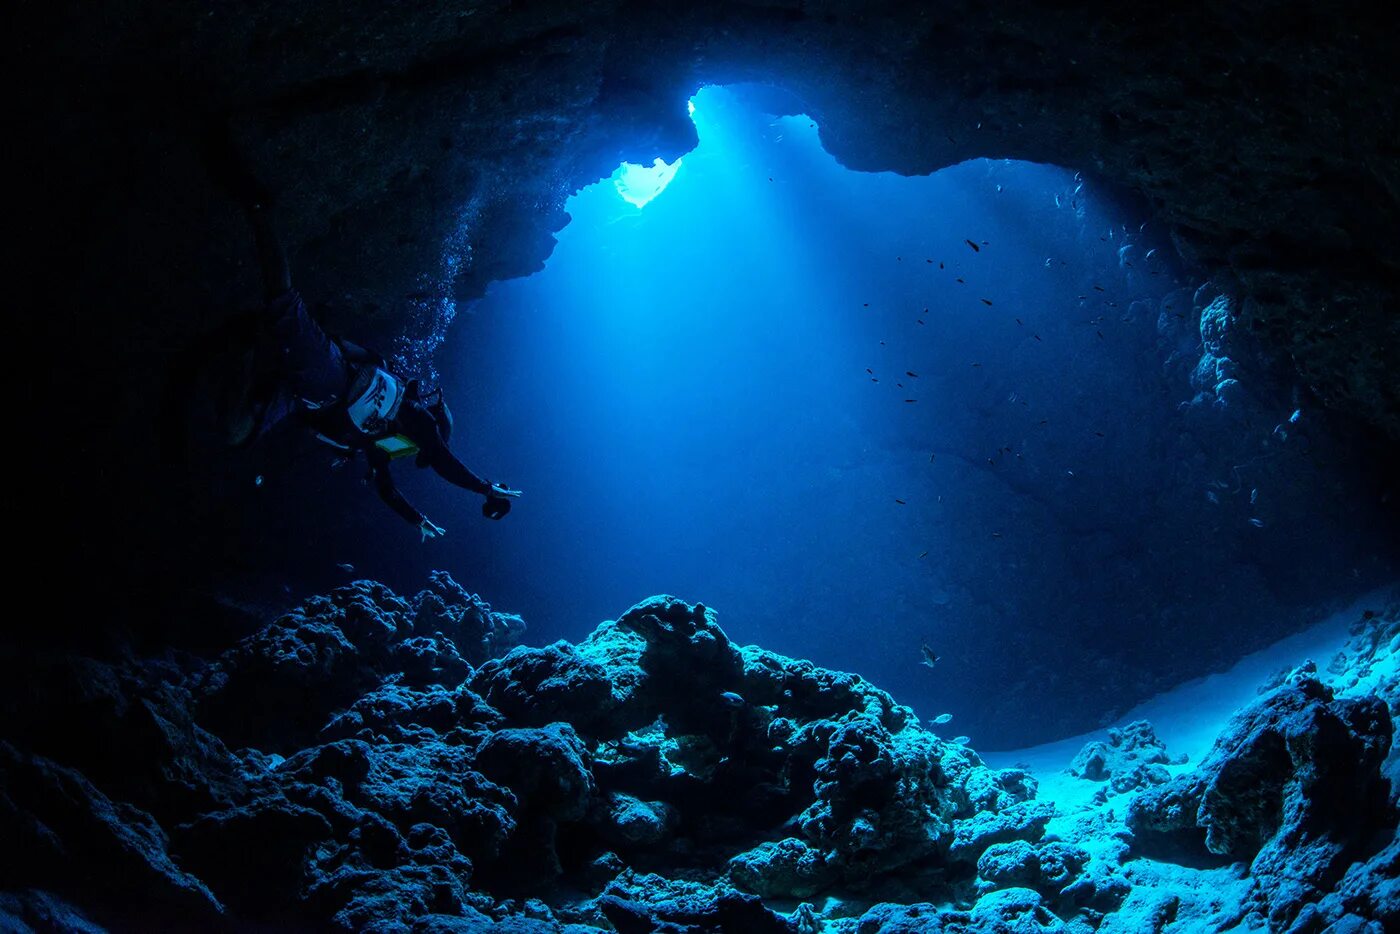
[{"x1": 24, "y1": 1, "x2": 1399, "y2": 624}]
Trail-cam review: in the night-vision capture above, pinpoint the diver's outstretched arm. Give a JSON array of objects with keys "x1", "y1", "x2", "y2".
[
  {"x1": 247, "y1": 202, "x2": 292, "y2": 301},
  {"x1": 425, "y1": 445, "x2": 493, "y2": 497},
  {"x1": 369, "y1": 453, "x2": 425, "y2": 527}
]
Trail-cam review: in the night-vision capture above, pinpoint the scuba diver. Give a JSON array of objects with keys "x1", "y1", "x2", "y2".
[{"x1": 223, "y1": 193, "x2": 521, "y2": 540}]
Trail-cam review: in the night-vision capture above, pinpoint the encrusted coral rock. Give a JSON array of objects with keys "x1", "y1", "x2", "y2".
[
  {"x1": 472, "y1": 643, "x2": 617, "y2": 735},
  {"x1": 728, "y1": 837, "x2": 840, "y2": 899},
  {"x1": 1128, "y1": 676, "x2": 1396, "y2": 928},
  {"x1": 475, "y1": 724, "x2": 595, "y2": 823}
]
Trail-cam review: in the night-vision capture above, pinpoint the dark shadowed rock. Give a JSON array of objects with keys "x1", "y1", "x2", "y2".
[
  {"x1": 1128, "y1": 675, "x2": 1396, "y2": 928},
  {"x1": 0, "y1": 742, "x2": 224, "y2": 925}
]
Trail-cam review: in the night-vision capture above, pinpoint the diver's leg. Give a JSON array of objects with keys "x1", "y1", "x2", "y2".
[{"x1": 261, "y1": 291, "x2": 349, "y2": 409}]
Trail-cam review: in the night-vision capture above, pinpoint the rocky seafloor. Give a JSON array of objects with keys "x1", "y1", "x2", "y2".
[{"x1": 1, "y1": 575, "x2": 1395, "y2": 933}]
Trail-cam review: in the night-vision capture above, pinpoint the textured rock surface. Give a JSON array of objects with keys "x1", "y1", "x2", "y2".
[
  {"x1": 1069, "y1": 720, "x2": 1183, "y2": 799},
  {"x1": 1127, "y1": 674, "x2": 1396, "y2": 930},
  {"x1": 1, "y1": 578, "x2": 1394, "y2": 931}
]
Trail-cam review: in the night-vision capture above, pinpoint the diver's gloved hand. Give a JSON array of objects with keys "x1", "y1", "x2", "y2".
[
  {"x1": 419, "y1": 518, "x2": 446, "y2": 541},
  {"x1": 483, "y1": 484, "x2": 521, "y2": 521}
]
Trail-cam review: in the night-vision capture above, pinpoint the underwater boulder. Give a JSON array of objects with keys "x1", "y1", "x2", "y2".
[
  {"x1": 277, "y1": 738, "x2": 518, "y2": 864},
  {"x1": 592, "y1": 871, "x2": 791, "y2": 934},
  {"x1": 1199, "y1": 294, "x2": 1235, "y2": 357},
  {"x1": 391, "y1": 634, "x2": 473, "y2": 689},
  {"x1": 195, "y1": 605, "x2": 382, "y2": 752},
  {"x1": 0, "y1": 651, "x2": 246, "y2": 824},
  {"x1": 976, "y1": 840, "x2": 1088, "y2": 895},
  {"x1": 173, "y1": 790, "x2": 335, "y2": 913},
  {"x1": 319, "y1": 680, "x2": 502, "y2": 744},
  {"x1": 967, "y1": 886, "x2": 1068, "y2": 933},
  {"x1": 794, "y1": 713, "x2": 951, "y2": 876},
  {"x1": 949, "y1": 801, "x2": 1056, "y2": 864},
  {"x1": 471, "y1": 642, "x2": 618, "y2": 735},
  {"x1": 591, "y1": 791, "x2": 676, "y2": 848},
  {"x1": 0, "y1": 891, "x2": 105, "y2": 933},
  {"x1": 1127, "y1": 676, "x2": 1396, "y2": 928},
  {"x1": 475, "y1": 724, "x2": 595, "y2": 823},
  {"x1": 728, "y1": 836, "x2": 841, "y2": 899},
  {"x1": 1069, "y1": 720, "x2": 1180, "y2": 796},
  {"x1": 854, "y1": 901, "x2": 948, "y2": 933},
  {"x1": 412, "y1": 571, "x2": 526, "y2": 666},
  {"x1": 739, "y1": 644, "x2": 916, "y2": 731},
  {"x1": 1284, "y1": 830, "x2": 1398, "y2": 933},
  {"x1": 616, "y1": 598, "x2": 745, "y2": 701},
  {"x1": 0, "y1": 742, "x2": 225, "y2": 925}
]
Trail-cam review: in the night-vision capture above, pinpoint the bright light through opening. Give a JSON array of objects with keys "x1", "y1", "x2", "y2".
[{"x1": 613, "y1": 156, "x2": 683, "y2": 208}]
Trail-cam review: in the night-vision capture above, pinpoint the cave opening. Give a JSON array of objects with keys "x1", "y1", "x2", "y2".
[{"x1": 364, "y1": 85, "x2": 1393, "y2": 750}]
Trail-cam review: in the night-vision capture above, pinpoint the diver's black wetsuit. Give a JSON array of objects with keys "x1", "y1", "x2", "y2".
[
  {"x1": 257, "y1": 288, "x2": 493, "y2": 527},
  {"x1": 304, "y1": 378, "x2": 492, "y2": 527},
  {"x1": 231, "y1": 197, "x2": 508, "y2": 529}
]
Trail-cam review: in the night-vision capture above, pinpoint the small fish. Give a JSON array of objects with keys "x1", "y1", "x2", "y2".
[
  {"x1": 1015, "y1": 318, "x2": 1023, "y2": 326},
  {"x1": 1034, "y1": 334, "x2": 1042, "y2": 342},
  {"x1": 254, "y1": 475, "x2": 264, "y2": 487},
  {"x1": 871, "y1": 378, "x2": 879, "y2": 382},
  {"x1": 905, "y1": 398, "x2": 917, "y2": 403},
  {"x1": 1093, "y1": 285, "x2": 1105, "y2": 292},
  {"x1": 1249, "y1": 518, "x2": 1266, "y2": 528},
  {"x1": 1066, "y1": 469, "x2": 1075, "y2": 476},
  {"x1": 897, "y1": 382, "x2": 904, "y2": 388},
  {"x1": 907, "y1": 371, "x2": 919, "y2": 378},
  {"x1": 926, "y1": 258, "x2": 933, "y2": 263},
  {"x1": 918, "y1": 551, "x2": 928, "y2": 559},
  {"x1": 971, "y1": 362, "x2": 982, "y2": 367},
  {"x1": 965, "y1": 239, "x2": 980, "y2": 252},
  {"x1": 863, "y1": 302, "x2": 870, "y2": 307},
  {"x1": 895, "y1": 498, "x2": 907, "y2": 505},
  {"x1": 1206, "y1": 490, "x2": 1220, "y2": 504},
  {"x1": 991, "y1": 531, "x2": 1003, "y2": 538},
  {"x1": 336, "y1": 563, "x2": 355, "y2": 573},
  {"x1": 719, "y1": 691, "x2": 745, "y2": 708},
  {"x1": 1096, "y1": 330, "x2": 1104, "y2": 339},
  {"x1": 1094, "y1": 431, "x2": 1105, "y2": 437},
  {"x1": 929, "y1": 453, "x2": 937, "y2": 462},
  {"x1": 1144, "y1": 249, "x2": 1156, "y2": 260},
  {"x1": 917, "y1": 320, "x2": 926, "y2": 325},
  {"x1": 981, "y1": 298, "x2": 993, "y2": 306},
  {"x1": 1039, "y1": 419, "x2": 1049, "y2": 425},
  {"x1": 933, "y1": 713, "x2": 953, "y2": 725},
  {"x1": 1249, "y1": 488, "x2": 1258, "y2": 504},
  {"x1": 866, "y1": 368, "x2": 874, "y2": 374},
  {"x1": 1288, "y1": 408, "x2": 1302, "y2": 424},
  {"x1": 956, "y1": 277, "x2": 966, "y2": 284},
  {"x1": 920, "y1": 643, "x2": 940, "y2": 668},
  {"x1": 939, "y1": 262, "x2": 945, "y2": 269},
  {"x1": 951, "y1": 735, "x2": 971, "y2": 745}
]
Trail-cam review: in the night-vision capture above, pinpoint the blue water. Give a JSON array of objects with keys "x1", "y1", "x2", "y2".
[{"x1": 374, "y1": 86, "x2": 1391, "y2": 747}]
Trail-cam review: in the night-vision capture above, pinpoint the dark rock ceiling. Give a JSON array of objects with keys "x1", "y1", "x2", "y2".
[{"x1": 22, "y1": 1, "x2": 1398, "y2": 612}]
